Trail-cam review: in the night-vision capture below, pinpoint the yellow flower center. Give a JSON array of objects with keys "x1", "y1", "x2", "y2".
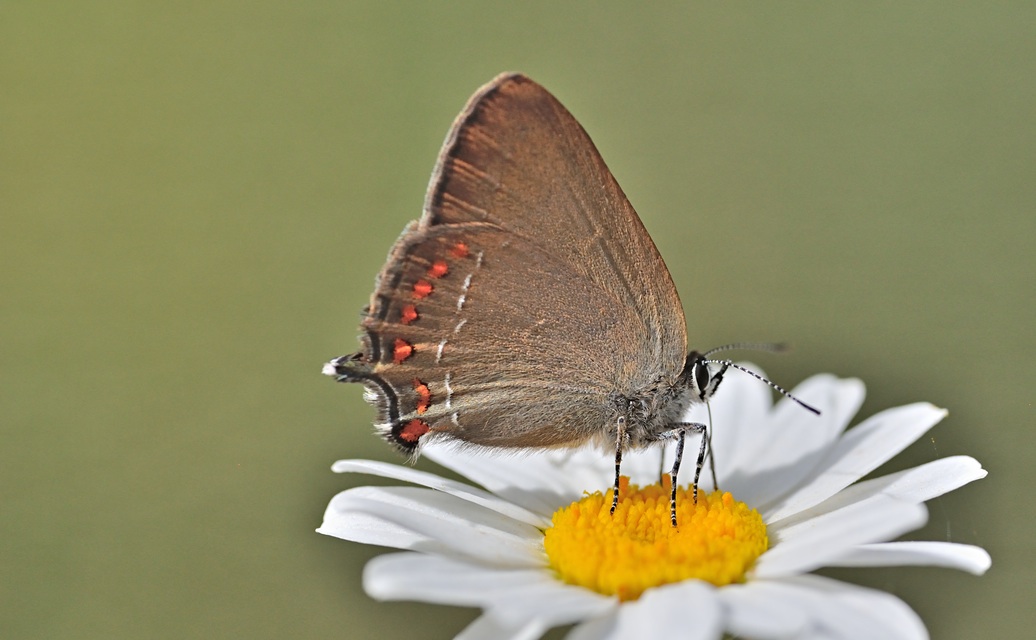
[{"x1": 543, "y1": 476, "x2": 768, "y2": 601}]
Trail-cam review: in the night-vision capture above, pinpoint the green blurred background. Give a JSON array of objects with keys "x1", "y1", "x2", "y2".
[{"x1": 2, "y1": 3, "x2": 1032, "y2": 638}]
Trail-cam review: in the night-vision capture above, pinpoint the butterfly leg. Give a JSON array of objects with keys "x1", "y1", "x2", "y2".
[
  {"x1": 669, "y1": 430, "x2": 685, "y2": 527},
  {"x1": 663, "y1": 422, "x2": 709, "y2": 527},
  {"x1": 610, "y1": 416, "x2": 628, "y2": 515}
]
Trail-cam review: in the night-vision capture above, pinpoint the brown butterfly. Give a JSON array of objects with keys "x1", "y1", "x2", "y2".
[{"x1": 325, "y1": 73, "x2": 815, "y2": 524}]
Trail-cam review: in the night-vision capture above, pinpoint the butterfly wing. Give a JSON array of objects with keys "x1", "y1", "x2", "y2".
[{"x1": 340, "y1": 73, "x2": 688, "y2": 451}]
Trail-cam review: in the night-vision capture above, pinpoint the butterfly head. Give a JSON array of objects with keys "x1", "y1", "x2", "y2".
[{"x1": 683, "y1": 351, "x2": 728, "y2": 405}]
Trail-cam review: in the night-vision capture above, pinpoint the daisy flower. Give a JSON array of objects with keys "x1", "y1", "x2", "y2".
[{"x1": 318, "y1": 371, "x2": 990, "y2": 639}]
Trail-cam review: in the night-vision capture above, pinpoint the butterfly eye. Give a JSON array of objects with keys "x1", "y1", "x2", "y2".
[{"x1": 694, "y1": 360, "x2": 711, "y2": 399}]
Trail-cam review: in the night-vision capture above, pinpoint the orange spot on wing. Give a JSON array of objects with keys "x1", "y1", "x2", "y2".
[
  {"x1": 412, "y1": 279, "x2": 433, "y2": 299},
  {"x1": 427, "y1": 260, "x2": 449, "y2": 279},
  {"x1": 413, "y1": 378, "x2": 431, "y2": 414},
  {"x1": 392, "y1": 338, "x2": 413, "y2": 364},
  {"x1": 450, "y1": 242, "x2": 470, "y2": 258},
  {"x1": 400, "y1": 304, "x2": 418, "y2": 325},
  {"x1": 398, "y1": 419, "x2": 430, "y2": 443}
]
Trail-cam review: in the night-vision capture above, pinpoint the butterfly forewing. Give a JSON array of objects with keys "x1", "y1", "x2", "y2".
[
  {"x1": 424, "y1": 74, "x2": 687, "y2": 366},
  {"x1": 356, "y1": 73, "x2": 688, "y2": 451}
]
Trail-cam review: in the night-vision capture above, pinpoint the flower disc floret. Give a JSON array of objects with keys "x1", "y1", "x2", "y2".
[{"x1": 544, "y1": 476, "x2": 768, "y2": 601}]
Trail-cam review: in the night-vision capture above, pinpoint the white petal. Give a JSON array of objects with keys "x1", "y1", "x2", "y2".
[
  {"x1": 850, "y1": 455, "x2": 986, "y2": 503},
  {"x1": 368, "y1": 546, "x2": 617, "y2": 633},
  {"x1": 620, "y1": 446, "x2": 671, "y2": 485},
  {"x1": 566, "y1": 614, "x2": 616, "y2": 640},
  {"x1": 572, "y1": 582, "x2": 722, "y2": 640},
  {"x1": 364, "y1": 552, "x2": 615, "y2": 631},
  {"x1": 332, "y1": 458, "x2": 550, "y2": 528},
  {"x1": 422, "y1": 444, "x2": 589, "y2": 515},
  {"x1": 770, "y1": 456, "x2": 986, "y2": 529},
  {"x1": 457, "y1": 614, "x2": 545, "y2": 640},
  {"x1": 483, "y1": 583, "x2": 616, "y2": 629},
  {"x1": 364, "y1": 552, "x2": 550, "y2": 605},
  {"x1": 725, "y1": 376, "x2": 866, "y2": 508},
  {"x1": 774, "y1": 574, "x2": 928, "y2": 640},
  {"x1": 716, "y1": 582, "x2": 810, "y2": 639},
  {"x1": 553, "y1": 445, "x2": 668, "y2": 490},
  {"x1": 749, "y1": 375, "x2": 863, "y2": 467},
  {"x1": 538, "y1": 446, "x2": 622, "y2": 491},
  {"x1": 830, "y1": 541, "x2": 992, "y2": 574},
  {"x1": 764, "y1": 402, "x2": 946, "y2": 522},
  {"x1": 319, "y1": 490, "x2": 435, "y2": 550},
  {"x1": 694, "y1": 362, "x2": 772, "y2": 490},
  {"x1": 756, "y1": 495, "x2": 927, "y2": 578},
  {"x1": 319, "y1": 486, "x2": 543, "y2": 567},
  {"x1": 620, "y1": 582, "x2": 722, "y2": 640}
]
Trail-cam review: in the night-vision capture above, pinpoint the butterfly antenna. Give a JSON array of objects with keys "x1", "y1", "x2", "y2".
[
  {"x1": 703, "y1": 358, "x2": 821, "y2": 415},
  {"x1": 702, "y1": 342, "x2": 789, "y2": 358}
]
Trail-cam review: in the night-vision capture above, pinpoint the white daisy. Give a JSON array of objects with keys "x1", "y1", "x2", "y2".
[{"x1": 318, "y1": 371, "x2": 990, "y2": 639}]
